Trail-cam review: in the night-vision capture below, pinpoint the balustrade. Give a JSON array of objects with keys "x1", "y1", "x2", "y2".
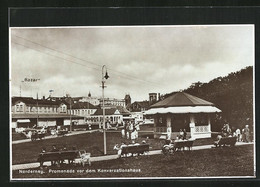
[{"x1": 194, "y1": 125, "x2": 209, "y2": 133}]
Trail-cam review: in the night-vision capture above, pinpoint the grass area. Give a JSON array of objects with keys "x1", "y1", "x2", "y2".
[
  {"x1": 12, "y1": 133, "x2": 27, "y2": 141},
  {"x1": 12, "y1": 145, "x2": 254, "y2": 178}
]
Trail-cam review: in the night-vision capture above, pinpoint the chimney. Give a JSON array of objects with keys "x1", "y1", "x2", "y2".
[{"x1": 43, "y1": 96, "x2": 45, "y2": 100}]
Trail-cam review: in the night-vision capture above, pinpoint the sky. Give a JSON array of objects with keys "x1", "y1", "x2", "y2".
[{"x1": 10, "y1": 25, "x2": 254, "y2": 102}]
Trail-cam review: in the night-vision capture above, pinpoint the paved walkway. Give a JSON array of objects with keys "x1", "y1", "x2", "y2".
[{"x1": 12, "y1": 141, "x2": 253, "y2": 171}]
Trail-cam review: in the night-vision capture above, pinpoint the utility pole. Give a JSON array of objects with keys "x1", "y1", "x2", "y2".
[
  {"x1": 20, "y1": 81, "x2": 24, "y2": 97},
  {"x1": 70, "y1": 97, "x2": 72, "y2": 132},
  {"x1": 102, "y1": 65, "x2": 109, "y2": 155},
  {"x1": 36, "y1": 92, "x2": 39, "y2": 127}
]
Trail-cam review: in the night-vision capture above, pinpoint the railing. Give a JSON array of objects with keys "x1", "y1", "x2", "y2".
[
  {"x1": 194, "y1": 125, "x2": 209, "y2": 133},
  {"x1": 155, "y1": 127, "x2": 167, "y2": 133}
]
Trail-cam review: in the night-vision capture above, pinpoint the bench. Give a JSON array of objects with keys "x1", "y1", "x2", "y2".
[
  {"x1": 120, "y1": 144, "x2": 149, "y2": 157},
  {"x1": 173, "y1": 140, "x2": 194, "y2": 151},
  {"x1": 37, "y1": 150, "x2": 78, "y2": 166},
  {"x1": 214, "y1": 136, "x2": 237, "y2": 147},
  {"x1": 31, "y1": 133, "x2": 45, "y2": 141},
  {"x1": 57, "y1": 130, "x2": 68, "y2": 136}
]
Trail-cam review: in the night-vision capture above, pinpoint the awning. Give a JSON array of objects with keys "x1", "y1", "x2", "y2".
[
  {"x1": 17, "y1": 119, "x2": 30, "y2": 123},
  {"x1": 123, "y1": 116, "x2": 135, "y2": 119},
  {"x1": 144, "y1": 106, "x2": 221, "y2": 115}
]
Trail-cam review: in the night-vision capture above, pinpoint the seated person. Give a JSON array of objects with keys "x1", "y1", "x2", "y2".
[
  {"x1": 62, "y1": 145, "x2": 67, "y2": 151},
  {"x1": 214, "y1": 135, "x2": 222, "y2": 146},
  {"x1": 174, "y1": 136, "x2": 184, "y2": 142},
  {"x1": 51, "y1": 145, "x2": 58, "y2": 152},
  {"x1": 41, "y1": 147, "x2": 46, "y2": 153},
  {"x1": 114, "y1": 142, "x2": 127, "y2": 158}
]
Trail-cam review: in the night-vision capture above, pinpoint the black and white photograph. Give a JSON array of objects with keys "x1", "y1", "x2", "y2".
[{"x1": 10, "y1": 25, "x2": 255, "y2": 179}]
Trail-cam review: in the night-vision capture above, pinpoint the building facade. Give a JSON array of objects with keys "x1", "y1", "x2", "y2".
[
  {"x1": 99, "y1": 98, "x2": 126, "y2": 108},
  {"x1": 87, "y1": 108, "x2": 123, "y2": 127},
  {"x1": 11, "y1": 97, "x2": 84, "y2": 128},
  {"x1": 67, "y1": 102, "x2": 98, "y2": 117}
]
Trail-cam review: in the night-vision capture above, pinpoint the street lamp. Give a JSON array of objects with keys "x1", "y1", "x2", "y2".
[
  {"x1": 65, "y1": 94, "x2": 73, "y2": 132},
  {"x1": 102, "y1": 65, "x2": 109, "y2": 155}
]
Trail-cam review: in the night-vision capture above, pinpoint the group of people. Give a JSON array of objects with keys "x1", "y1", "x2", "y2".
[
  {"x1": 41, "y1": 144, "x2": 71, "y2": 153},
  {"x1": 176, "y1": 129, "x2": 187, "y2": 140},
  {"x1": 234, "y1": 125, "x2": 251, "y2": 143},
  {"x1": 221, "y1": 122, "x2": 251, "y2": 143},
  {"x1": 121, "y1": 120, "x2": 140, "y2": 141}
]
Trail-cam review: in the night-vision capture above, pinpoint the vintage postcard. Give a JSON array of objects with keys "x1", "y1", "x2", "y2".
[{"x1": 10, "y1": 25, "x2": 255, "y2": 180}]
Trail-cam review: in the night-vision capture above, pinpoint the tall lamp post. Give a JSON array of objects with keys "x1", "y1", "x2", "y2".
[{"x1": 102, "y1": 65, "x2": 109, "y2": 155}]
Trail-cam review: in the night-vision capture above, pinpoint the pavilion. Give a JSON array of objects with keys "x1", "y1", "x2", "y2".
[{"x1": 144, "y1": 92, "x2": 221, "y2": 139}]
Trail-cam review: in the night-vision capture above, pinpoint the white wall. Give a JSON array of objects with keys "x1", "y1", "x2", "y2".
[{"x1": 12, "y1": 122, "x2": 17, "y2": 128}]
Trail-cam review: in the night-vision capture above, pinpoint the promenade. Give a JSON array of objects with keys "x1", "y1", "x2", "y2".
[{"x1": 12, "y1": 141, "x2": 253, "y2": 171}]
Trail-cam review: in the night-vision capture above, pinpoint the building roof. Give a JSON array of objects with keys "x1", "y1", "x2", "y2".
[
  {"x1": 12, "y1": 97, "x2": 62, "y2": 106},
  {"x1": 150, "y1": 92, "x2": 214, "y2": 108},
  {"x1": 145, "y1": 106, "x2": 221, "y2": 115},
  {"x1": 116, "y1": 106, "x2": 131, "y2": 115},
  {"x1": 71, "y1": 102, "x2": 98, "y2": 109},
  {"x1": 93, "y1": 108, "x2": 120, "y2": 116},
  {"x1": 132, "y1": 101, "x2": 150, "y2": 108},
  {"x1": 12, "y1": 113, "x2": 84, "y2": 119}
]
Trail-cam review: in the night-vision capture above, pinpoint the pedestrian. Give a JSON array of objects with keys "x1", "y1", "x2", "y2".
[
  {"x1": 235, "y1": 128, "x2": 241, "y2": 142},
  {"x1": 136, "y1": 122, "x2": 140, "y2": 131},
  {"x1": 241, "y1": 128, "x2": 245, "y2": 142},
  {"x1": 134, "y1": 128, "x2": 138, "y2": 139},
  {"x1": 183, "y1": 129, "x2": 187, "y2": 140},
  {"x1": 244, "y1": 125, "x2": 250, "y2": 143},
  {"x1": 221, "y1": 122, "x2": 229, "y2": 137},
  {"x1": 129, "y1": 121, "x2": 133, "y2": 131},
  {"x1": 179, "y1": 129, "x2": 184, "y2": 139},
  {"x1": 121, "y1": 128, "x2": 125, "y2": 138},
  {"x1": 131, "y1": 129, "x2": 136, "y2": 141}
]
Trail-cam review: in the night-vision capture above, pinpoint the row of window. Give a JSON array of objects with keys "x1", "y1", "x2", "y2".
[
  {"x1": 87, "y1": 116, "x2": 121, "y2": 123},
  {"x1": 14, "y1": 104, "x2": 67, "y2": 113},
  {"x1": 100, "y1": 101, "x2": 125, "y2": 106},
  {"x1": 69, "y1": 109, "x2": 95, "y2": 115}
]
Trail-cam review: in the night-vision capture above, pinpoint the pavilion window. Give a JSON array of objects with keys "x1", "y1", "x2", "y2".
[{"x1": 195, "y1": 114, "x2": 208, "y2": 126}]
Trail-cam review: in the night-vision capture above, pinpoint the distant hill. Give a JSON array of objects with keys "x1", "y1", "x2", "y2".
[{"x1": 164, "y1": 66, "x2": 253, "y2": 131}]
